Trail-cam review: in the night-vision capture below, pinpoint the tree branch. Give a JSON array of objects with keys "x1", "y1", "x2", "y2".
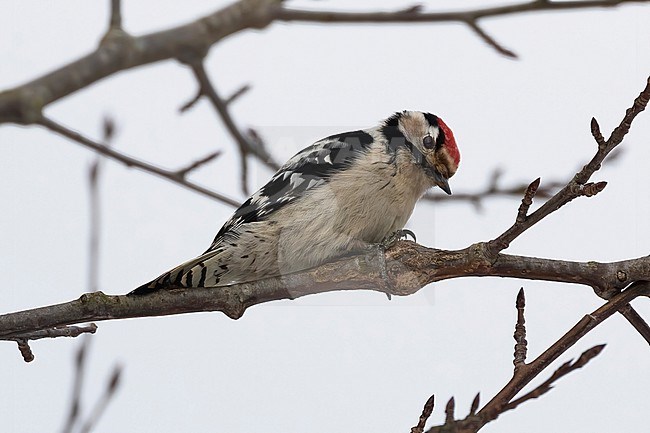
[
  {"x1": 2, "y1": 0, "x2": 646, "y2": 123},
  {"x1": 36, "y1": 116, "x2": 240, "y2": 207},
  {"x1": 274, "y1": 1, "x2": 650, "y2": 57},
  {"x1": 486, "y1": 76, "x2": 650, "y2": 261},
  {"x1": 2, "y1": 0, "x2": 644, "y2": 207},
  {"x1": 424, "y1": 281, "x2": 649, "y2": 433},
  {"x1": 187, "y1": 61, "x2": 280, "y2": 194},
  {"x1": 1, "y1": 245, "x2": 648, "y2": 341}
]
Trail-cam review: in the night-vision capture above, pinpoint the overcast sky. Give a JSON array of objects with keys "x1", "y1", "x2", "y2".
[{"x1": 1, "y1": 1, "x2": 649, "y2": 433}]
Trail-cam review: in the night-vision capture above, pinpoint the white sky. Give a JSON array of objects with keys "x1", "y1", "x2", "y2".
[{"x1": 1, "y1": 1, "x2": 649, "y2": 432}]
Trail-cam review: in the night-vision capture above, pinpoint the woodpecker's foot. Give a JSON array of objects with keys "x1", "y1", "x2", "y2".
[{"x1": 381, "y1": 229, "x2": 417, "y2": 249}]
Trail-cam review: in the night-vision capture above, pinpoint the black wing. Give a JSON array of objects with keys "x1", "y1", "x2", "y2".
[{"x1": 207, "y1": 129, "x2": 375, "y2": 250}]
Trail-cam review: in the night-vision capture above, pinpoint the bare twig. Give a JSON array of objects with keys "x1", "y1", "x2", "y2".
[
  {"x1": 61, "y1": 338, "x2": 90, "y2": 433},
  {"x1": 513, "y1": 288, "x2": 527, "y2": 370},
  {"x1": 487, "y1": 76, "x2": 650, "y2": 260},
  {"x1": 60, "y1": 338, "x2": 122, "y2": 433},
  {"x1": 477, "y1": 282, "x2": 648, "y2": 426},
  {"x1": 109, "y1": 0, "x2": 122, "y2": 30},
  {"x1": 87, "y1": 117, "x2": 115, "y2": 292},
  {"x1": 36, "y1": 116, "x2": 240, "y2": 207},
  {"x1": 422, "y1": 173, "x2": 564, "y2": 210},
  {"x1": 188, "y1": 61, "x2": 280, "y2": 194},
  {"x1": 469, "y1": 393, "x2": 480, "y2": 416},
  {"x1": 444, "y1": 397, "x2": 455, "y2": 425},
  {"x1": 501, "y1": 344, "x2": 606, "y2": 413},
  {"x1": 9, "y1": 324, "x2": 97, "y2": 363},
  {"x1": 224, "y1": 84, "x2": 252, "y2": 105},
  {"x1": 274, "y1": 1, "x2": 650, "y2": 57},
  {"x1": 618, "y1": 304, "x2": 650, "y2": 342},
  {"x1": 411, "y1": 395, "x2": 435, "y2": 433},
  {"x1": 10, "y1": 324, "x2": 98, "y2": 342},
  {"x1": 173, "y1": 151, "x2": 222, "y2": 179},
  {"x1": 466, "y1": 21, "x2": 517, "y2": 58},
  {"x1": 425, "y1": 282, "x2": 648, "y2": 433},
  {"x1": 479, "y1": 77, "x2": 650, "y2": 342},
  {"x1": 15, "y1": 339, "x2": 33, "y2": 363},
  {"x1": 78, "y1": 365, "x2": 122, "y2": 433}
]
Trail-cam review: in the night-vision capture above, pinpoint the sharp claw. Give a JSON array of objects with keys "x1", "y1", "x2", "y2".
[
  {"x1": 381, "y1": 229, "x2": 418, "y2": 249},
  {"x1": 401, "y1": 229, "x2": 416, "y2": 243}
]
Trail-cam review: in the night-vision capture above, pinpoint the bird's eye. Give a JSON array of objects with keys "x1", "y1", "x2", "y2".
[{"x1": 423, "y1": 135, "x2": 434, "y2": 149}]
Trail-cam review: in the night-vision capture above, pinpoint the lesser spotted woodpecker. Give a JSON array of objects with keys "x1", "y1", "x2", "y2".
[{"x1": 129, "y1": 110, "x2": 460, "y2": 295}]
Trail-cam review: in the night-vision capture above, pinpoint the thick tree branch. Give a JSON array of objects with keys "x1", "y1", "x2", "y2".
[
  {"x1": 2, "y1": 0, "x2": 646, "y2": 122},
  {"x1": 1, "y1": 244, "x2": 648, "y2": 340}
]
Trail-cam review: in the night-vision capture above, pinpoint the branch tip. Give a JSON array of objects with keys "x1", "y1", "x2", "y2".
[
  {"x1": 102, "y1": 116, "x2": 116, "y2": 142},
  {"x1": 513, "y1": 287, "x2": 528, "y2": 369},
  {"x1": 469, "y1": 392, "x2": 480, "y2": 415},
  {"x1": 224, "y1": 84, "x2": 252, "y2": 105},
  {"x1": 108, "y1": 365, "x2": 123, "y2": 392},
  {"x1": 16, "y1": 338, "x2": 34, "y2": 363},
  {"x1": 467, "y1": 20, "x2": 518, "y2": 58},
  {"x1": 590, "y1": 116, "x2": 606, "y2": 147},
  {"x1": 516, "y1": 287, "x2": 526, "y2": 308},
  {"x1": 581, "y1": 181, "x2": 607, "y2": 197},
  {"x1": 515, "y1": 177, "x2": 540, "y2": 223},
  {"x1": 444, "y1": 396, "x2": 455, "y2": 424},
  {"x1": 574, "y1": 343, "x2": 606, "y2": 368},
  {"x1": 410, "y1": 394, "x2": 435, "y2": 433}
]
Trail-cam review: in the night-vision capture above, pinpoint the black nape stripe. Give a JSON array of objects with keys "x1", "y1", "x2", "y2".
[
  {"x1": 436, "y1": 128, "x2": 446, "y2": 149},
  {"x1": 326, "y1": 130, "x2": 373, "y2": 147},
  {"x1": 423, "y1": 112, "x2": 439, "y2": 128}
]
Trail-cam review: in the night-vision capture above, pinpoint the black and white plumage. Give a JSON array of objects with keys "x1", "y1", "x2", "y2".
[{"x1": 129, "y1": 111, "x2": 460, "y2": 295}]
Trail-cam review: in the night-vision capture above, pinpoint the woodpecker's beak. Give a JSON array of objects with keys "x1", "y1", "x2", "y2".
[{"x1": 433, "y1": 170, "x2": 452, "y2": 195}]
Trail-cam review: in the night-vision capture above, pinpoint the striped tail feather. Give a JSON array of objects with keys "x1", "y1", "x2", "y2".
[{"x1": 127, "y1": 250, "x2": 223, "y2": 296}]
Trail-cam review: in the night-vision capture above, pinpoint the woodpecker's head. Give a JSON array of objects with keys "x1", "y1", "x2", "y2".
[{"x1": 381, "y1": 110, "x2": 460, "y2": 194}]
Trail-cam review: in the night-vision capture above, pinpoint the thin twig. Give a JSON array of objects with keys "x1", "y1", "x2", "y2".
[
  {"x1": 477, "y1": 281, "x2": 649, "y2": 426},
  {"x1": 88, "y1": 117, "x2": 115, "y2": 292},
  {"x1": 411, "y1": 395, "x2": 435, "y2": 433},
  {"x1": 9, "y1": 324, "x2": 97, "y2": 363},
  {"x1": 60, "y1": 338, "x2": 122, "y2": 433},
  {"x1": 273, "y1": 1, "x2": 650, "y2": 57},
  {"x1": 78, "y1": 365, "x2": 122, "y2": 433},
  {"x1": 513, "y1": 288, "x2": 527, "y2": 370},
  {"x1": 61, "y1": 338, "x2": 90, "y2": 433},
  {"x1": 15, "y1": 339, "x2": 33, "y2": 363},
  {"x1": 425, "y1": 282, "x2": 649, "y2": 432},
  {"x1": 422, "y1": 175, "x2": 563, "y2": 210},
  {"x1": 224, "y1": 84, "x2": 251, "y2": 105},
  {"x1": 109, "y1": 0, "x2": 122, "y2": 30},
  {"x1": 188, "y1": 61, "x2": 280, "y2": 194},
  {"x1": 479, "y1": 77, "x2": 650, "y2": 343},
  {"x1": 469, "y1": 393, "x2": 480, "y2": 416},
  {"x1": 487, "y1": 76, "x2": 650, "y2": 259},
  {"x1": 466, "y1": 20, "x2": 517, "y2": 58},
  {"x1": 501, "y1": 344, "x2": 606, "y2": 413},
  {"x1": 444, "y1": 397, "x2": 455, "y2": 425},
  {"x1": 174, "y1": 151, "x2": 222, "y2": 179},
  {"x1": 36, "y1": 116, "x2": 240, "y2": 207},
  {"x1": 10, "y1": 324, "x2": 98, "y2": 342}
]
